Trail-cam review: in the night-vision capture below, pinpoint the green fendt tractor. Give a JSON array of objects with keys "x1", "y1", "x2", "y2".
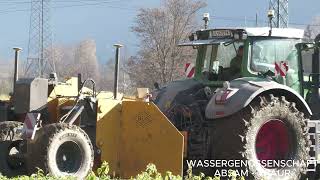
[{"x1": 152, "y1": 15, "x2": 320, "y2": 180}]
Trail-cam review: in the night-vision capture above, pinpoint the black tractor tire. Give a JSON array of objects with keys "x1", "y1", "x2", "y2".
[
  {"x1": 27, "y1": 123, "x2": 94, "y2": 179},
  {"x1": 208, "y1": 95, "x2": 309, "y2": 180},
  {"x1": 0, "y1": 121, "x2": 26, "y2": 177}
]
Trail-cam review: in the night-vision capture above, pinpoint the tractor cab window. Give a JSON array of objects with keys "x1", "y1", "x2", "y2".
[
  {"x1": 250, "y1": 38, "x2": 301, "y2": 87},
  {"x1": 201, "y1": 41, "x2": 244, "y2": 80},
  {"x1": 301, "y1": 48, "x2": 316, "y2": 75}
]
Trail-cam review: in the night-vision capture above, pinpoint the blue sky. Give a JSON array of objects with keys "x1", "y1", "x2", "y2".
[{"x1": 0, "y1": 0, "x2": 319, "y2": 63}]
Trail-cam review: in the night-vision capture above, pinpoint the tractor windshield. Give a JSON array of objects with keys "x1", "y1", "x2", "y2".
[
  {"x1": 250, "y1": 38, "x2": 300, "y2": 74},
  {"x1": 250, "y1": 38, "x2": 301, "y2": 88},
  {"x1": 201, "y1": 41, "x2": 244, "y2": 80}
]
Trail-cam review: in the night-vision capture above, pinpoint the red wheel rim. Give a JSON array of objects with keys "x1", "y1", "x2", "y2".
[{"x1": 255, "y1": 120, "x2": 291, "y2": 164}]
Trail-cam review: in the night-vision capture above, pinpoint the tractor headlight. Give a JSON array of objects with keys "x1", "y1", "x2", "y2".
[
  {"x1": 214, "y1": 86, "x2": 239, "y2": 105},
  {"x1": 223, "y1": 81, "x2": 230, "y2": 89},
  {"x1": 215, "y1": 89, "x2": 233, "y2": 104}
]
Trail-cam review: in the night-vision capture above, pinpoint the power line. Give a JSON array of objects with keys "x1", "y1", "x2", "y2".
[
  {"x1": 25, "y1": 0, "x2": 53, "y2": 77},
  {"x1": 212, "y1": 15, "x2": 320, "y2": 27},
  {"x1": 0, "y1": 0, "x2": 136, "y2": 14},
  {"x1": 0, "y1": 0, "x2": 123, "y2": 4},
  {"x1": 52, "y1": 0, "x2": 135, "y2": 11},
  {"x1": 0, "y1": 0, "x2": 130, "y2": 7},
  {"x1": 0, "y1": 1, "x2": 317, "y2": 27},
  {"x1": 269, "y1": 0, "x2": 289, "y2": 28}
]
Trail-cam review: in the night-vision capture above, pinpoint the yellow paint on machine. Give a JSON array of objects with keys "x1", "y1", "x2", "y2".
[
  {"x1": 96, "y1": 96, "x2": 122, "y2": 175},
  {"x1": 46, "y1": 77, "x2": 92, "y2": 123},
  {"x1": 46, "y1": 78, "x2": 79, "y2": 123},
  {"x1": 96, "y1": 99, "x2": 184, "y2": 178},
  {"x1": 44, "y1": 77, "x2": 184, "y2": 177}
]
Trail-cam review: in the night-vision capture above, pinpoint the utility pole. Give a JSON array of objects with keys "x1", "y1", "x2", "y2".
[
  {"x1": 25, "y1": 0, "x2": 54, "y2": 78},
  {"x1": 269, "y1": 0, "x2": 289, "y2": 28}
]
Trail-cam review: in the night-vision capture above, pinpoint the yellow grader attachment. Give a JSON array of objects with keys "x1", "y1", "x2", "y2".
[
  {"x1": 44, "y1": 78, "x2": 184, "y2": 177},
  {"x1": 0, "y1": 46, "x2": 184, "y2": 179},
  {"x1": 96, "y1": 95, "x2": 184, "y2": 178},
  {"x1": 45, "y1": 78, "x2": 184, "y2": 177},
  {"x1": 17, "y1": 80, "x2": 183, "y2": 179}
]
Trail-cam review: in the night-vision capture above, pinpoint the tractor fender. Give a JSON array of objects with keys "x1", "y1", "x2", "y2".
[
  {"x1": 153, "y1": 79, "x2": 200, "y2": 112},
  {"x1": 205, "y1": 77, "x2": 312, "y2": 119}
]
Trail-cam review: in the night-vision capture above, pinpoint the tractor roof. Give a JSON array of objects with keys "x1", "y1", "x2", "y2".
[
  {"x1": 242, "y1": 27, "x2": 304, "y2": 38},
  {"x1": 179, "y1": 27, "x2": 304, "y2": 46},
  {"x1": 200, "y1": 27, "x2": 304, "y2": 39}
]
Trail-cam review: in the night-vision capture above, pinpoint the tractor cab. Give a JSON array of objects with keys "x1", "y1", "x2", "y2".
[
  {"x1": 296, "y1": 36, "x2": 320, "y2": 118},
  {"x1": 179, "y1": 27, "x2": 304, "y2": 92}
]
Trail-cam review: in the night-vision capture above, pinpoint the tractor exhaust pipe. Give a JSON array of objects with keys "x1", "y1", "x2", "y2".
[
  {"x1": 13, "y1": 47, "x2": 22, "y2": 92},
  {"x1": 113, "y1": 44, "x2": 123, "y2": 99}
]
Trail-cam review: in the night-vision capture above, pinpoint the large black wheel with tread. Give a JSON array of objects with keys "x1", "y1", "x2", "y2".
[
  {"x1": 27, "y1": 123, "x2": 94, "y2": 179},
  {"x1": 0, "y1": 121, "x2": 26, "y2": 177},
  {"x1": 208, "y1": 95, "x2": 310, "y2": 180}
]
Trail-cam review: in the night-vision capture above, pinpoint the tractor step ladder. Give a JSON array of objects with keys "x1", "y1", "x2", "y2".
[{"x1": 307, "y1": 120, "x2": 320, "y2": 172}]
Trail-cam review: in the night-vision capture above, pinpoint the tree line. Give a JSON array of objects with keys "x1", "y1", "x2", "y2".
[{"x1": 0, "y1": 0, "x2": 320, "y2": 96}]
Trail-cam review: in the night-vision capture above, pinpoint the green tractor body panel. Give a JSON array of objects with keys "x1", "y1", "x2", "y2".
[
  {"x1": 172, "y1": 27, "x2": 316, "y2": 119},
  {"x1": 154, "y1": 27, "x2": 318, "y2": 120}
]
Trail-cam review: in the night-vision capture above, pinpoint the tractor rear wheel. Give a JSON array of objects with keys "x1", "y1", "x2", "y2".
[
  {"x1": 27, "y1": 123, "x2": 93, "y2": 179},
  {"x1": 0, "y1": 121, "x2": 26, "y2": 177},
  {"x1": 208, "y1": 95, "x2": 309, "y2": 180}
]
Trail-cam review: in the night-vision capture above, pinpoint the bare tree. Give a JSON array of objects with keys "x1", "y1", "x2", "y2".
[
  {"x1": 126, "y1": 0, "x2": 206, "y2": 88},
  {"x1": 0, "y1": 61, "x2": 14, "y2": 95},
  {"x1": 50, "y1": 45, "x2": 75, "y2": 78},
  {"x1": 74, "y1": 39, "x2": 100, "y2": 81},
  {"x1": 304, "y1": 16, "x2": 320, "y2": 41},
  {"x1": 99, "y1": 57, "x2": 135, "y2": 94},
  {"x1": 49, "y1": 39, "x2": 100, "y2": 82},
  {"x1": 98, "y1": 58, "x2": 115, "y2": 91}
]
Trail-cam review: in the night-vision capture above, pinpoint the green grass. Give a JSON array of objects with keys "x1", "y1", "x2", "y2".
[{"x1": 0, "y1": 162, "x2": 245, "y2": 180}]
